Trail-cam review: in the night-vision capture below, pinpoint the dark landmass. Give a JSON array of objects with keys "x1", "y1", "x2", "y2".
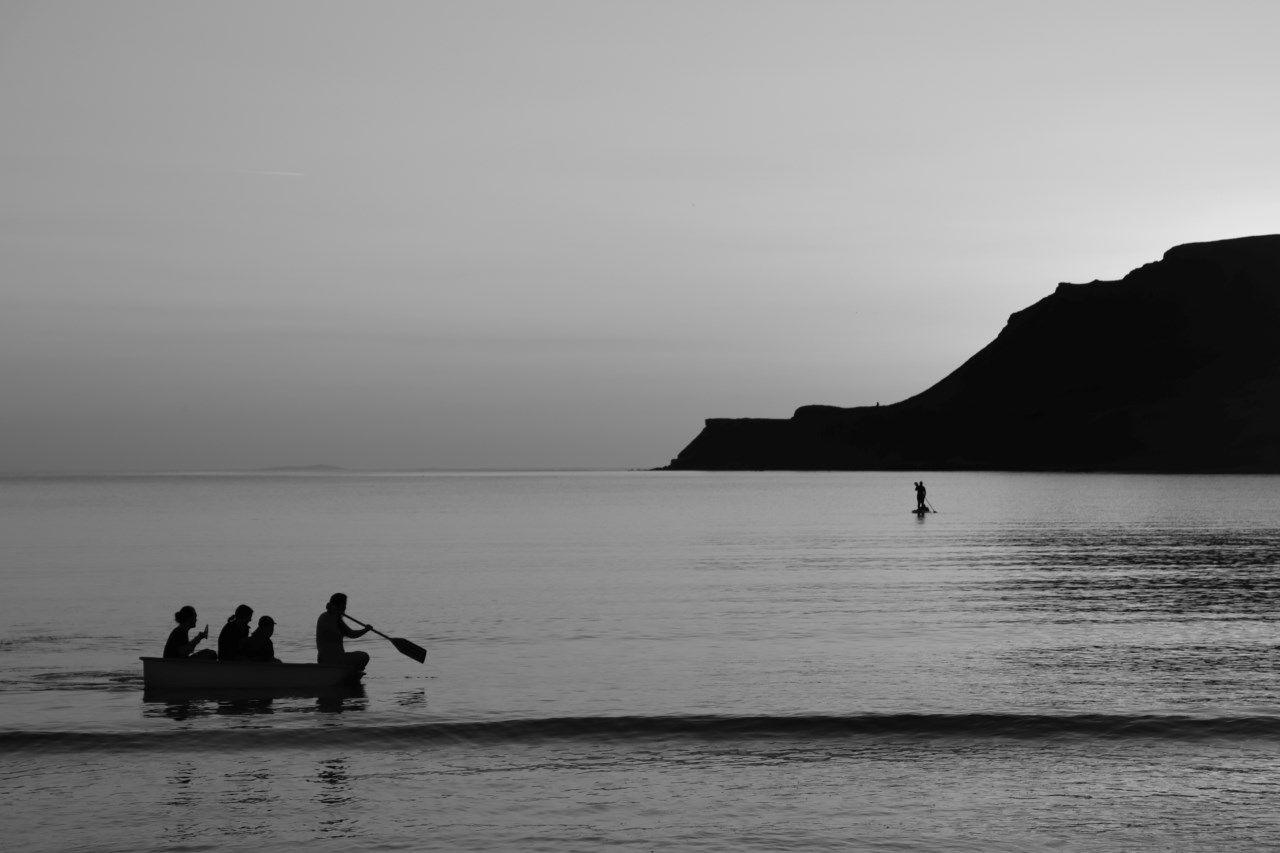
[{"x1": 665, "y1": 235, "x2": 1280, "y2": 472}]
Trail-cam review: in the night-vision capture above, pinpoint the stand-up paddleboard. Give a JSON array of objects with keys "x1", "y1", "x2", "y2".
[{"x1": 912, "y1": 506, "x2": 931, "y2": 515}]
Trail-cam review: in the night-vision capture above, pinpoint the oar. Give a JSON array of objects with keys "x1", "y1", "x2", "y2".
[
  {"x1": 926, "y1": 498, "x2": 939, "y2": 513},
  {"x1": 344, "y1": 615, "x2": 427, "y2": 664}
]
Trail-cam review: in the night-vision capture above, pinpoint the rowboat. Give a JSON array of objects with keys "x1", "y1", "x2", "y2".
[{"x1": 140, "y1": 656, "x2": 364, "y2": 692}]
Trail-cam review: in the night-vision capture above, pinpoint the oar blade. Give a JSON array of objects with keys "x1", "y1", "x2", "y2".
[{"x1": 392, "y1": 636, "x2": 427, "y2": 664}]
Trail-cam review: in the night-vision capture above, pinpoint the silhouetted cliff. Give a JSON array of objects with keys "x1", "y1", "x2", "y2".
[{"x1": 665, "y1": 235, "x2": 1280, "y2": 471}]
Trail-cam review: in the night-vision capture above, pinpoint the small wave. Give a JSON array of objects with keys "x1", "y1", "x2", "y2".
[
  {"x1": 6, "y1": 713, "x2": 1280, "y2": 752},
  {"x1": 0, "y1": 634, "x2": 96, "y2": 651},
  {"x1": 8, "y1": 670, "x2": 143, "y2": 693}
]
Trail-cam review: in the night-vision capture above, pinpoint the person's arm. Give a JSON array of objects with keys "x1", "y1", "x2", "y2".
[
  {"x1": 340, "y1": 619, "x2": 373, "y2": 638},
  {"x1": 185, "y1": 625, "x2": 209, "y2": 654}
]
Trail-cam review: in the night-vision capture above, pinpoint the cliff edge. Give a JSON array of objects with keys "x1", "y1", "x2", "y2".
[{"x1": 664, "y1": 235, "x2": 1280, "y2": 471}]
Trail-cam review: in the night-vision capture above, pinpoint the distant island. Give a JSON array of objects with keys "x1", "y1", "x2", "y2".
[{"x1": 664, "y1": 235, "x2": 1280, "y2": 472}]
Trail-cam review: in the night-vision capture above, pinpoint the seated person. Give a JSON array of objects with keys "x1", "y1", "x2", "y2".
[
  {"x1": 164, "y1": 605, "x2": 217, "y2": 660},
  {"x1": 240, "y1": 615, "x2": 280, "y2": 663},
  {"x1": 218, "y1": 604, "x2": 254, "y2": 661},
  {"x1": 315, "y1": 593, "x2": 371, "y2": 670}
]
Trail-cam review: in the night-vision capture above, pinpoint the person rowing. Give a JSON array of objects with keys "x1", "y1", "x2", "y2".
[
  {"x1": 316, "y1": 593, "x2": 372, "y2": 670},
  {"x1": 163, "y1": 605, "x2": 217, "y2": 660}
]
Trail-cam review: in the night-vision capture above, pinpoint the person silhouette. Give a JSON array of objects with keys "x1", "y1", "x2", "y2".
[
  {"x1": 315, "y1": 593, "x2": 372, "y2": 670},
  {"x1": 163, "y1": 605, "x2": 217, "y2": 660},
  {"x1": 218, "y1": 604, "x2": 254, "y2": 661},
  {"x1": 240, "y1": 615, "x2": 280, "y2": 663},
  {"x1": 914, "y1": 481, "x2": 927, "y2": 511}
]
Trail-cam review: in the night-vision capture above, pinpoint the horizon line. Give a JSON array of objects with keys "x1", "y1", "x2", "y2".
[{"x1": 0, "y1": 466, "x2": 653, "y2": 477}]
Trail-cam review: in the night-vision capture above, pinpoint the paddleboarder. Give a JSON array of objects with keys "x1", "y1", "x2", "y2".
[
  {"x1": 163, "y1": 605, "x2": 217, "y2": 660},
  {"x1": 316, "y1": 593, "x2": 372, "y2": 670},
  {"x1": 915, "y1": 480, "x2": 927, "y2": 512}
]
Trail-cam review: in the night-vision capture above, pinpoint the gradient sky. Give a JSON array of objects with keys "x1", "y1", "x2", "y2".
[{"x1": 3, "y1": 0, "x2": 1279, "y2": 471}]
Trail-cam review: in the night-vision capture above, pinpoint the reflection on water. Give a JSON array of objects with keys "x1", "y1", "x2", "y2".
[
  {"x1": 313, "y1": 756, "x2": 357, "y2": 837},
  {"x1": 162, "y1": 760, "x2": 206, "y2": 848},
  {"x1": 945, "y1": 522, "x2": 1280, "y2": 711},
  {"x1": 165, "y1": 761, "x2": 196, "y2": 808},
  {"x1": 144, "y1": 685, "x2": 366, "y2": 721},
  {"x1": 230, "y1": 766, "x2": 278, "y2": 808},
  {"x1": 316, "y1": 688, "x2": 367, "y2": 714},
  {"x1": 395, "y1": 689, "x2": 429, "y2": 708},
  {"x1": 961, "y1": 526, "x2": 1280, "y2": 621},
  {"x1": 218, "y1": 696, "x2": 275, "y2": 716},
  {"x1": 218, "y1": 763, "x2": 280, "y2": 840},
  {"x1": 152, "y1": 699, "x2": 207, "y2": 722}
]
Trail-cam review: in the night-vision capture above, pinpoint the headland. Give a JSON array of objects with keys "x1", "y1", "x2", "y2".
[{"x1": 664, "y1": 235, "x2": 1280, "y2": 472}]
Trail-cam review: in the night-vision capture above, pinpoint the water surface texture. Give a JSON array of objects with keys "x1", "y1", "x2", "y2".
[{"x1": 4, "y1": 471, "x2": 1280, "y2": 851}]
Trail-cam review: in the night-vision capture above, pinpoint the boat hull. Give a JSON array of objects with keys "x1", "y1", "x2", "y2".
[{"x1": 140, "y1": 656, "x2": 363, "y2": 691}]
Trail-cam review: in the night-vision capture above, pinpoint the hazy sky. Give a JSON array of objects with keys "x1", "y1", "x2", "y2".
[{"x1": 3, "y1": 1, "x2": 1279, "y2": 471}]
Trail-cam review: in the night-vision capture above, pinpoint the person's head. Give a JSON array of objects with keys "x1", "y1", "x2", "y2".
[
  {"x1": 326, "y1": 593, "x2": 348, "y2": 614},
  {"x1": 175, "y1": 605, "x2": 198, "y2": 626},
  {"x1": 231, "y1": 604, "x2": 253, "y2": 623},
  {"x1": 255, "y1": 615, "x2": 275, "y2": 637}
]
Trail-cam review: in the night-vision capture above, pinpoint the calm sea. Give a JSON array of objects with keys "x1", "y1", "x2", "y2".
[{"x1": 4, "y1": 471, "x2": 1280, "y2": 851}]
